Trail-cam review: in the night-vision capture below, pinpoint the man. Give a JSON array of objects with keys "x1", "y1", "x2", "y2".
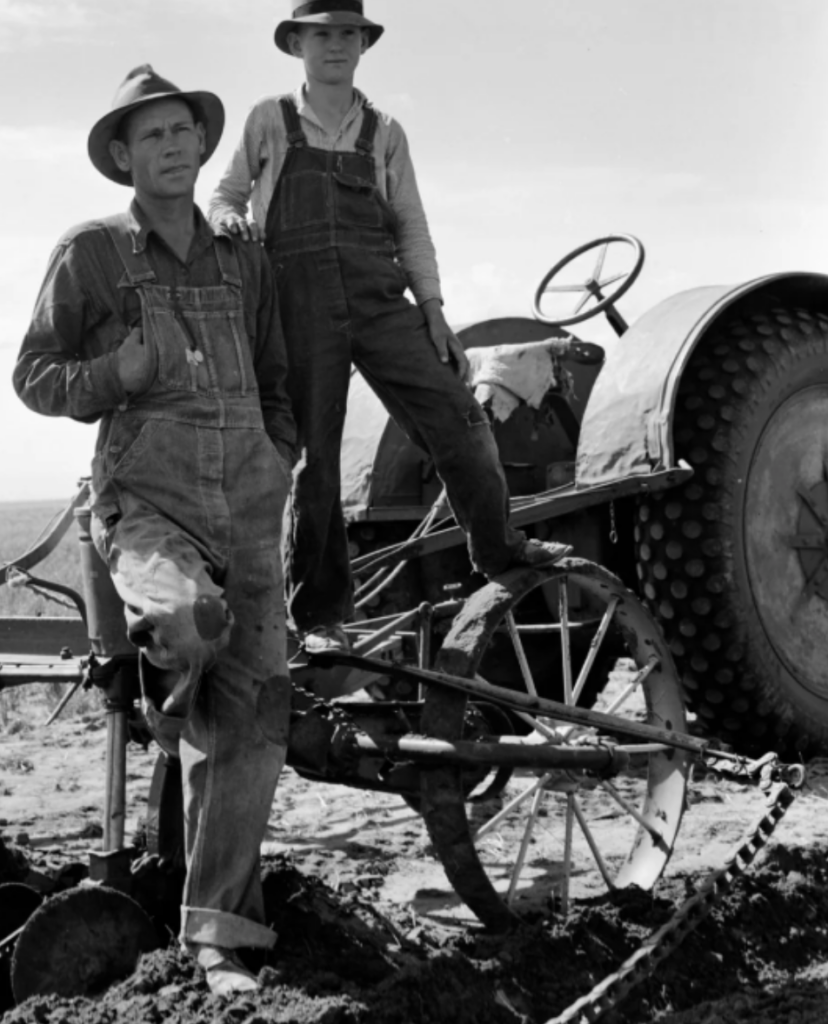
[
  {"x1": 13, "y1": 65, "x2": 296, "y2": 995},
  {"x1": 209, "y1": 1, "x2": 572, "y2": 656}
]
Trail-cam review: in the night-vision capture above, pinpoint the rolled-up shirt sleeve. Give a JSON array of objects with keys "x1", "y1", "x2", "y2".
[
  {"x1": 13, "y1": 240, "x2": 126, "y2": 420},
  {"x1": 249, "y1": 249, "x2": 297, "y2": 452},
  {"x1": 208, "y1": 105, "x2": 266, "y2": 226},
  {"x1": 384, "y1": 121, "x2": 443, "y2": 307}
]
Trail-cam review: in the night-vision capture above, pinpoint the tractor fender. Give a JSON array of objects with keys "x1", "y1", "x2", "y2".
[{"x1": 575, "y1": 272, "x2": 828, "y2": 487}]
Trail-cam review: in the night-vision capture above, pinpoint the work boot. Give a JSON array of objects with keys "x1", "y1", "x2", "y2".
[
  {"x1": 502, "y1": 538, "x2": 573, "y2": 572},
  {"x1": 189, "y1": 943, "x2": 259, "y2": 996},
  {"x1": 301, "y1": 624, "x2": 351, "y2": 655}
]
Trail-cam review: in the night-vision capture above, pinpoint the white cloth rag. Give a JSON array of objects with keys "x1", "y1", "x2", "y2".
[{"x1": 466, "y1": 338, "x2": 571, "y2": 422}]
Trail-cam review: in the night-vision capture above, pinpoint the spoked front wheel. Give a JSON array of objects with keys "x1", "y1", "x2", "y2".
[{"x1": 419, "y1": 559, "x2": 688, "y2": 930}]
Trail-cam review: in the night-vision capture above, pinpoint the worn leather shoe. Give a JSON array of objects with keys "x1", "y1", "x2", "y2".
[
  {"x1": 504, "y1": 538, "x2": 573, "y2": 571},
  {"x1": 190, "y1": 943, "x2": 259, "y2": 996},
  {"x1": 301, "y1": 624, "x2": 351, "y2": 655}
]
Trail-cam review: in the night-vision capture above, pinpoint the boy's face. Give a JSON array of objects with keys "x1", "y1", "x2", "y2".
[{"x1": 289, "y1": 24, "x2": 368, "y2": 85}]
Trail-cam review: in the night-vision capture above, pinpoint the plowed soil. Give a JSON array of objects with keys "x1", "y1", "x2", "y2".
[{"x1": 3, "y1": 700, "x2": 828, "y2": 1024}]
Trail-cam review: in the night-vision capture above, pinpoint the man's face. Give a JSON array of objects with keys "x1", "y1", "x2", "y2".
[
  {"x1": 289, "y1": 24, "x2": 368, "y2": 84},
  {"x1": 109, "y1": 98, "x2": 205, "y2": 199}
]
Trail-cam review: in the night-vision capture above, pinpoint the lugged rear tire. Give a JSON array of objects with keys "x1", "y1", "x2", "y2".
[{"x1": 636, "y1": 305, "x2": 828, "y2": 758}]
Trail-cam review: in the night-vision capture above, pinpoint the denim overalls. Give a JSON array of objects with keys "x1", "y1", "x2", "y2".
[
  {"x1": 265, "y1": 96, "x2": 523, "y2": 631},
  {"x1": 90, "y1": 215, "x2": 291, "y2": 951}
]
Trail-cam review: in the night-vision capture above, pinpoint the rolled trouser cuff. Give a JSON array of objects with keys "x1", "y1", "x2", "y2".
[{"x1": 180, "y1": 906, "x2": 277, "y2": 950}]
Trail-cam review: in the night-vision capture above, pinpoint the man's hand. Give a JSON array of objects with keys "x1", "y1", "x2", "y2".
[
  {"x1": 116, "y1": 326, "x2": 153, "y2": 394},
  {"x1": 421, "y1": 298, "x2": 469, "y2": 380},
  {"x1": 219, "y1": 214, "x2": 263, "y2": 244}
]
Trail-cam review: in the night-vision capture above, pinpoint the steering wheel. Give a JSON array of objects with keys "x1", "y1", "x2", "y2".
[{"x1": 532, "y1": 234, "x2": 645, "y2": 331}]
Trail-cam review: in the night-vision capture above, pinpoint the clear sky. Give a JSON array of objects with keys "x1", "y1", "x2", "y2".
[{"x1": 1, "y1": 0, "x2": 826, "y2": 501}]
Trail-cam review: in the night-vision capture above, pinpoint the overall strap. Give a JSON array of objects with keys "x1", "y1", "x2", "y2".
[
  {"x1": 354, "y1": 102, "x2": 378, "y2": 156},
  {"x1": 213, "y1": 235, "x2": 243, "y2": 288},
  {"x1": 280, "y1": 97, "x2": 307, "y2": 149},
  {"x1": 102, "y1": 213, "x2": 157, "y2": 287}
]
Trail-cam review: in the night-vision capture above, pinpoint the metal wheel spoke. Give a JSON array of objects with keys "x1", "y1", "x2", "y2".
[
  {"x1": 473, "y1": 773, "x2": 550, "y2": 841},
  {"x1": 543, "y1": 284, "x2": 589, "y2": 294},
  {"x1": 788, "y1": 533, "x2": 825, "y2": 550},
  {"x1": 558, "y1": 579, "x2": 573, "y2": 704},
  {"x1": 596, "y1": 271, "x2": 626, "y2": 289},
  {"x1": 600, "y1": 779, "x2": 665, "y2": 845},
  {"x1": 571, "y1": 796, "x2": 616, "y2": 889},
  {"x1": 560, "y1": 793, "x2": 575, "y2": 914},
  {"x1": 572, "y1": 596, "x2": 619, "y2": 705},
  {"x1": 797, "y1": 485, "x2": 828, "y2": 529},
  {"x1": 602, "y1": 657, "x2": 659, "y2": 716},
  {"x1": 506, "y1": 785, "x2": 546, "y2": 905},
  {"x1": 506, "y1": 610, "x2": 538, "y2": 697},
  {"x1": 573, "y1": 290, "x2": 596, "y2": 315},
  {"x1": 592, "y1": 241, "x2": 609, "y2": 281},
  {"x1": 514, "y1": 709, "x2": 561, "y2": 740}
]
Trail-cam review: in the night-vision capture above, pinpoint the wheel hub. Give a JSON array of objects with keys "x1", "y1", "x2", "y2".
[
  {"x1": 745, "y1": 386, "x2": 828, "y2": 700},
  {"x1": 792, "y1": 477, "x2": 828, "y2": 603}
]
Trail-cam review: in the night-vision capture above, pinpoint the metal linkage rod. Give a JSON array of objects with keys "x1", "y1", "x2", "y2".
[
  {"x1": 0, "y1": 480, "x2": 90, "y2": 586},
  {"x1": 313, "y1": 650, "x2": 713, "y2": 755},
  {"x1": 350, "y1": 733, "x2": 628, "y2": 772}
]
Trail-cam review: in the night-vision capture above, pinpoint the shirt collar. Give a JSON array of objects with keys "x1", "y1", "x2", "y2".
[
  {"x1": 293, "y1": 84, "x2": 367, "y2": 134},
  {"x1": 126, "y1": 199, "x2": 215, "y2": 261}
]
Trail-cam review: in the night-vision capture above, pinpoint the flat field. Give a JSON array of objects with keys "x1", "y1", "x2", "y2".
[{"x1": 0, "y1": 499, "x2": 83, "y2": 618}]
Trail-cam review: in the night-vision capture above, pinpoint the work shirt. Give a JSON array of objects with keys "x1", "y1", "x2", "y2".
[
  {"x1": 13, "y1": 201, "x2": 296, "y2": 450},
  {"x1": 208, "y1": 86, "x2": 443, "y2": 306}
]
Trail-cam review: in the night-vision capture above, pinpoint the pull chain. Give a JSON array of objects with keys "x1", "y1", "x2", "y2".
[
  {"x1": 609, "y1": 500, "x2": 618, "y2": 545},
  {"x1": 171, "y1": 285, "x2": 204, "y2": 366}
]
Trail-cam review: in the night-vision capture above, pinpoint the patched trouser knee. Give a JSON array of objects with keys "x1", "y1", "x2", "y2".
[{"x1": 92, "y1": 505, "x2": 234, "y2": 752}]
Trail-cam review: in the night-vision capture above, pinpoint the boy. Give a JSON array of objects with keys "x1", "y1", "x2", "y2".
[{"x1": 209, "y1": 2, "x2": 571, "y2": 654}]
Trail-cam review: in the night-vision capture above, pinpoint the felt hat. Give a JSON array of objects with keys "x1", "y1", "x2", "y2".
[
  {"x1": 87, "y1": 65, "x2": 225, "y2": 186},
  {"x1": 275, "y1": 1, "x2": 384, "y2": 55}
]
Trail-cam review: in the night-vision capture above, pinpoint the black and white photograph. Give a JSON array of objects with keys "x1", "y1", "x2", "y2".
[{"x1": 1, "y1": 2, "x2": 828, "y2": 1021}]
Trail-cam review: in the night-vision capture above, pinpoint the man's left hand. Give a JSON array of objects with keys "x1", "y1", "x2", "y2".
[{"x1": 421, "y1": 299, "x2": 469, "y2": 380}]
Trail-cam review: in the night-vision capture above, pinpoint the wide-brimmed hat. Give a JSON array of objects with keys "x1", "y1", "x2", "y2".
[
  {"x1": 275, "y1": 1, "x2": 384, "y2": 55},
  {"x1": 87, "y1": 65, "x2": 225, "y2": 186}
]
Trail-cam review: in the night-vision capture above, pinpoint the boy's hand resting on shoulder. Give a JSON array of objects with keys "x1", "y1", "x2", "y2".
[
  {"x1": 219, "y1": 214, "x2": 263, "y2": 244},
  {"x1": 421, "y1": 298, "x2": 469, "y2": 381}
]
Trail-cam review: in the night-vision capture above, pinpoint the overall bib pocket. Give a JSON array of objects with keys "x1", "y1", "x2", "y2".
[
  {"x1": 333, "y1": 171, "x2": 384, "y2": 229},
  {"x1": 280, "y1": 170, "x2": 330, "y2": 231}
]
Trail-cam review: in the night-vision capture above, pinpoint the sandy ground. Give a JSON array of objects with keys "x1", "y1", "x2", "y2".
[{"x1": 3, "y1": 694, "x2": 828, "y2": 1023}]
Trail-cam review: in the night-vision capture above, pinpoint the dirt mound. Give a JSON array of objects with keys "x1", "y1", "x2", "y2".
[{"x1": 4, "y1": 845, "x2": 828, "y2": 1024}]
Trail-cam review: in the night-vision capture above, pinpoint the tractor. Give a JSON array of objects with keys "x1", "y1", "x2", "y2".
[
  {"x1": 0, "y1": 232, "x2": 820, "y2": 1006},
  {"x1": 340, "y1": 233, "x2": 828, "y2": 760}
]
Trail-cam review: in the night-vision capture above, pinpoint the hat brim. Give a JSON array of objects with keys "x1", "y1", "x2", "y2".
[
  {"x1": 275, "y1": 12, "x2": 384, "y2": 55},
  {"x1": 87, "y1": 90, "x2": 225, "y2": 186}
]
